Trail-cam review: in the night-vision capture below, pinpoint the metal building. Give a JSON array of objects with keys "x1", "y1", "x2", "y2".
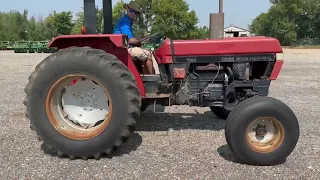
[{"x1": 224, "y1": 24, "x2": 254, "y2": 37}]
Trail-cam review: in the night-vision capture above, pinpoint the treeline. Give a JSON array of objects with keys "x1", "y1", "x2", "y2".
[
  {"x1": 0, "y1": 0, "x2": 210, "y2": 42},
  {"x1": 1, "y1": 0, "x2": 319, "y2": 45},
  {"x1": 250, "y1": 0, "x2": 320, "y2": 46}
]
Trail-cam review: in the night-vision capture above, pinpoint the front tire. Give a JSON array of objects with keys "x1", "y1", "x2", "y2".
[
  {"x1": 23, "y1": 47, "x2": 141, "y2": 159},
  {"x1": 225, "y1": 96, "x2": 299, "y2": 165}
]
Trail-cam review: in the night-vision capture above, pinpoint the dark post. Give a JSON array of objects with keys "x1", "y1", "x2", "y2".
[
  {"x1": 103, "y1": 0, "x2": 113, "y2": 34},
  {"x1": 209, "y1": 0, "x2": 224, "y2": 39},
  {"x1": 219, "y1": 0, "x2": 223, "y2": 13},
  {"x1": 83, "y1": 0, "x2": 97, "y2": 34}
]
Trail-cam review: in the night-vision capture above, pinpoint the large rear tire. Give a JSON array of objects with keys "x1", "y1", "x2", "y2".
[
  {"x1": 225, "y1": 96, "x2": 300, "y2": 165},
  {"x1": 23, "y1": 47, "x2": 141, "y2": 159}
]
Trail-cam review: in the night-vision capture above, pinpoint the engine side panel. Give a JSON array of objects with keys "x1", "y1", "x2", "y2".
[
  {"x1": 170, "y1": 61, "x2": 271, "y2": 107},
  {"x1": 148, "y1": 37, "x2": 283, "y2": 107},
  {"x1": 154, "y1": 37, "x2": 283, "y2": 64}
]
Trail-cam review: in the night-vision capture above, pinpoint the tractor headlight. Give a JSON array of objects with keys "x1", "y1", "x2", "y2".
[{"x1": 276, "y1": 53, "x2": 284, "y2": 61}]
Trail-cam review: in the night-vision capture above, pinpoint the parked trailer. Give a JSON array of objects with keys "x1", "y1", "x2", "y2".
[
  {"x1": 37, "y1": 41, "x2": 57, "y2": 53},
  {"x1": 0, "y1": 41, "x2": 9, "y2": 50},
  {"x1": 13, "y1": 41, "x2": 29, "y2": 53},
  {"x1": 12, "y1": 41, "x2": 57, "y2": 53}
]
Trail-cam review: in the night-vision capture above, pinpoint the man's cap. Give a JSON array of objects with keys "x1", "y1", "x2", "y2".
[{"x1": 123, "y1": 1, "x2": 141, "y2": 13}]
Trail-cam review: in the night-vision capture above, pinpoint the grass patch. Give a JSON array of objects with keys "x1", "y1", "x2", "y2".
[{"x1": 282, "y1": 46, "x2": 320, "y2": 49}]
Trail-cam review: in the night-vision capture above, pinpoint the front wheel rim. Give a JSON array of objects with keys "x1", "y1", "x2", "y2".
[
  {"x1": 45, "y1": 74, "x2": 113, "y2": 140},
  {"x1": 246, "y1": 117, "x2": 285, "y2": 153}
]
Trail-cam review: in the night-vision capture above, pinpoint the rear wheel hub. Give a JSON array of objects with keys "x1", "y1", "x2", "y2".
[
  {"x1": 62, "y1": 78, "x2": 109, "y2": 129},
  {"x1": 46, "y1": 74, "x2": 113, "y2": 140}
]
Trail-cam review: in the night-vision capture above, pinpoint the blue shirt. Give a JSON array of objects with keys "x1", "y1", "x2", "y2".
[{"x1": 113, "y1": 14, "x2": 134, "y2": 39}]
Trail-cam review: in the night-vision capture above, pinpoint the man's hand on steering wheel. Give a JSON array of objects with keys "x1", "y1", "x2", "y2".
[{"x1": 128, "y1": 37, "x2": 142, "y2": 47}]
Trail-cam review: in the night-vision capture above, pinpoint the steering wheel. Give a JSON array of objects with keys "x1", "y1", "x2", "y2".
[
  {"x1": 139, "y1": 32, "x2": 163, "y2": 43},
  {"x1": 138, "y1": 32, "x2": 166, "y2": 51}
]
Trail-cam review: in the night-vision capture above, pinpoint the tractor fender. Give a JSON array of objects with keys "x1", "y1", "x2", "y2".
[
  {"x1": 48, "y1": 34, "x2": 126, "y2": 48},
  {"x1": 48, "y1": 34, "x2": 146, "y2": 98}
]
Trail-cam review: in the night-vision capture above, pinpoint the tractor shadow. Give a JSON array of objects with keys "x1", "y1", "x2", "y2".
[
  {"x1": 216, "y1": 144, "x2": 244, "y2": 164},
  {"x1": 136, "y1": 106, "x2": 226, "y2": 132},
  {"x1": 40, "y1": 105, "x2": 227, "y2": 160},
  {"x1": 137, "y1": 105, "x2": 243, "y2": 164}
]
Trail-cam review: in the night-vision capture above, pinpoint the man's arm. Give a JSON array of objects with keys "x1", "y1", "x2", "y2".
[{"x1": 120, "y1": 24, "x2": 140, "y2": 45}]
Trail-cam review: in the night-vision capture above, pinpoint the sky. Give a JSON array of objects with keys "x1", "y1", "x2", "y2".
[{"x1": 0, "y1": 0, "x2": 272, "y2": 30}]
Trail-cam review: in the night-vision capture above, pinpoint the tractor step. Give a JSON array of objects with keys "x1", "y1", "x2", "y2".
[
  {"x1": 141, "y1": 75, "x2": 170, "y2": 100},
  {"x1": 145, "y1": 93, "x2": 170, "y2": 99},
  {"x1": 140, "y1": 74, "x2": 161, "y2": 82}
]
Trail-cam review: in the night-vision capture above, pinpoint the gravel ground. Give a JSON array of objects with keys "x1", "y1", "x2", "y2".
[{"x1": 0, "y1": 49, "x2": 319, "y2": 179}]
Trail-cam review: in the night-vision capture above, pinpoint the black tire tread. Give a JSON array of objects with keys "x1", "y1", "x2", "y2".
[
  {"x1": 225, "y1": 96, "x2": 299, "y2": 165},
  {"x1": 23, "y1": 46, "x2": 141, "y2": 160},
  {"x1": 225, "y1": 96, "x2": 263, "y2": 152}
]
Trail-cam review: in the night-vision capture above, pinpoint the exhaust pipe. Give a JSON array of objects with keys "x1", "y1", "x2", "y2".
[
  {"x1": 83, "y1": 0, "x2": 97, "y2": 34},
  {"x1": 103, "y1": 0, "x2": 113, "y2": 34}
]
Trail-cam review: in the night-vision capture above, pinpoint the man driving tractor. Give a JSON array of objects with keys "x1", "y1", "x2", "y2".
[{"x1": 113, "y1": 1, "x2": 155, "y2": 74}]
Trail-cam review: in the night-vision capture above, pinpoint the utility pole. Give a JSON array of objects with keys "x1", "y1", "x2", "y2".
[{"x1": 209, "y1": 0, "x2": 224, "y2": 39}]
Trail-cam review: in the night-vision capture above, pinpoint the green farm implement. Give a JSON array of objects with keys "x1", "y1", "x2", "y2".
[
  {"x1": 0, "y1": 41, "x2": 14, "y2": 50},
  {"x1": 11, "y1": 41, "x2": 57, "y2": 53},
  {"x1": 13, "y1": 41, "x2": 29, "y2": 53}
]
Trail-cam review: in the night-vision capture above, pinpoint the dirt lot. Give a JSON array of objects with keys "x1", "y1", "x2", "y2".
[{"x1": 0, "y1": 49, "x2": 319, "y2": 179}]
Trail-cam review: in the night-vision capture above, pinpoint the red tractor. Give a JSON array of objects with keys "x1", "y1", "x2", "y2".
[{"x1": 24, "y1": 0, "x2": 299, "y2": 165}]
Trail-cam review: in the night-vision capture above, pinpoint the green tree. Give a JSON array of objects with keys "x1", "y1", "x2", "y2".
[
  {"x1": 0, "y1": 10, "x2": 29, "y2": 41},
  {"x1": 71, "y1": 1, "x2": 125, "y2": 34},
  {"x1": 71, "y1": 11, "x2": 84, "y2": 34},
  {"x1": 0, "y1": 0, "x2": 210, "y2": 41},
  {"x1": 189, "y1": 26, "x2": 209, "y2": 39},
  {"x1": 151, "y1": 0, "x2": 199, "y2": 39},
  {"x1": 46, "y1": 11, "x2": 74, "y2": 36},
  {"x1": 250, "y1": 0, "x2": 320, "y2": 45},
  {"x1": 249, "y1": 13, "x2": 269, "y2": 36},
  {"x1": 32, "y1": 17, "x2": 49, "y2": 41},
  {"x1": 19, "y1": 10, "x2": 29, "y2": 40},
  {"x1": 112, "y1": 1, "x2": 125, "y2": 28},
  {"x1": 27, "y1": 16, "x2": 37, "y2": 40},
  {"x1": 0, "y1": 12, "x2": 4, "y2": 40},
  {"x1": 250, "y1": 5, "x2": 297, "y2": 45},
  {"x1": 96, "y1": 7, "x2": 104, "y2": 33},
  {"x1": 132, "y1": 0, "x2": 153, "y2": 38}
]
